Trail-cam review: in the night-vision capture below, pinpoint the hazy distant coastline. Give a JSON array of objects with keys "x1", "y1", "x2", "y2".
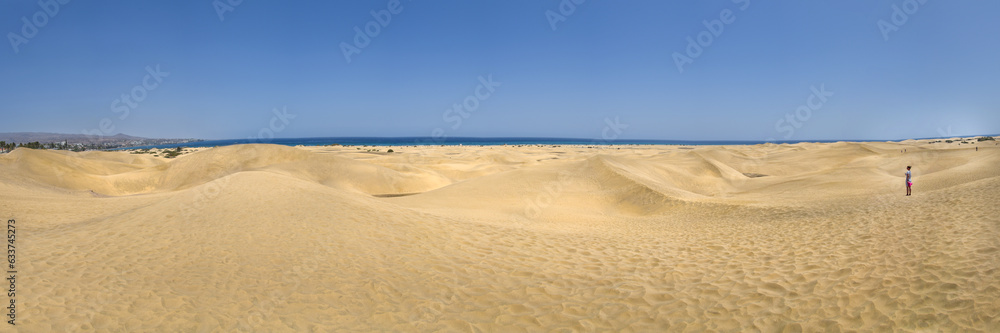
[
  {"x1": 0, "y1": 132, "x2": 202, "y2": 151},
  {"x1": 117, "y1": 135, "x2": 1000, "y2": 150},
  {"x1": 2, "y1": 132, "x2": 996, "y2": 152}
]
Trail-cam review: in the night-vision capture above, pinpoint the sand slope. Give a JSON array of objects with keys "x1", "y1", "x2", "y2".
[{"x1": 2, "y1": 141, "x2": 998, "y2": 331}]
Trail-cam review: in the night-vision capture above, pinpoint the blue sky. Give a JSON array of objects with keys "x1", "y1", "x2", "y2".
[{"x1": 1, "y1": 0, "x2": 998, "y2": 141}]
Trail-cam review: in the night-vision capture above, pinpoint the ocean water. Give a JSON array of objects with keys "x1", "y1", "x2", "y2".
[{"x1": 118, "y1": 137, "x2": 855, "y2": 150}]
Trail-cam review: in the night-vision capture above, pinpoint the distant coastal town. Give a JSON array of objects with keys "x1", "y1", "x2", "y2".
[{"x1": 0, "y1": 132, "x2": 201, "y2": 153}]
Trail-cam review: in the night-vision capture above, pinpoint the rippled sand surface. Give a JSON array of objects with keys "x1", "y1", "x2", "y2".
[{"x1": 2, "y1": 140, "x2": 998, "y2": 331}]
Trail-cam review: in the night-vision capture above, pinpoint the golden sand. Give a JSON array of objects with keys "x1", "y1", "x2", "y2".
[{"x1": 1, "y1": 140, "x2": 998, "y2": 331}]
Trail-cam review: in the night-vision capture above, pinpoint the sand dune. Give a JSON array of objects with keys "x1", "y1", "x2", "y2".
[{"x1": 2, "y1": 140, "x2": 998, "y2": 331}]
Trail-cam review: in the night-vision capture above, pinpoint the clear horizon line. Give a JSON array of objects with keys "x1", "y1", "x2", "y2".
[{"x1": 2, "y1": 132, "x2": 997, "y2": 143}]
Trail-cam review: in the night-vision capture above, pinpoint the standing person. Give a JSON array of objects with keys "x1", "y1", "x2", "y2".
[{"x1": 905, "y1": 166, "x2": 912, "y2": 196}]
